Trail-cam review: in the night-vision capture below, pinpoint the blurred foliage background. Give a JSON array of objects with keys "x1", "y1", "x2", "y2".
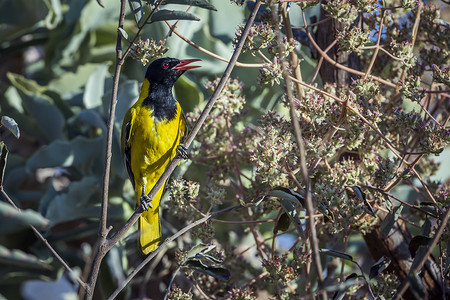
[{"x1": 0, "y1": 0, "x2": 449, "y2": 299}]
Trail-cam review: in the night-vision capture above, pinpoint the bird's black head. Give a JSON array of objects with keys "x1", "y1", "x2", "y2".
[{"x1": 145, "y1": 57, "x2": 201, "y2": 87}]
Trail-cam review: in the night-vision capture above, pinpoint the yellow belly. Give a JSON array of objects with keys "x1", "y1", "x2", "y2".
[{"x1": 129, "y1": 104, "x2": 185, "y2": 201}]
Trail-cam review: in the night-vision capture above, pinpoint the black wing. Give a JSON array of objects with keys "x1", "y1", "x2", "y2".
[{"x1": 123, "y1": 121, "x2": 135, "y2": 189}]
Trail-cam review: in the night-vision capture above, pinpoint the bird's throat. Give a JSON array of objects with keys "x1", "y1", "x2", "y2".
[{"x1": 143, "y1": 82, "x2": 178, "y2": 121}]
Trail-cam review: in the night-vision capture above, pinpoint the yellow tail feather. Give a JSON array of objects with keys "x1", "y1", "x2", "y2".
[
  {"x1": 139, "y1": 209, "x2": 161, "y2": 255},
  {"x1": 137, "y1": 183, "x2": 165, "y2": 255}
]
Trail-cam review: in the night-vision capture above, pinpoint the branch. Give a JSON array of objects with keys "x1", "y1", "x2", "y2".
[
  {"x1": 364, "y1": 1, "x2": 385, "y2": 80},
  {"x1": 163, "y1": 20, "x2": 263, "y2": 68},
  {"x1": 107, "y1": 204, "x2": 241, "y2": 299},
  {"x1": 393, "y1": 205, "x2": 450, "y2": 299},
  {"x1": 281, "y1": 2, "x2": 304, "y2": 97},
  {"x1": 0, "y1": 186, "x2": 87, "y2": 290},
  {"x1": 300, "y1": 9, "x2": 397, "y2": 88},
  {"x1": 271, "y1": 5, "x2": 325, "y2": 299},
  {"x1": 83, "y1": 0, "x2": 127, "y2": 298}
]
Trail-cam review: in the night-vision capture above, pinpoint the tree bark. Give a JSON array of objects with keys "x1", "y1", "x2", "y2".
[
  {"x1": 363, "y1": 212, "x2": 443, "y2": 300},
  {"x1": 315, "y1": 1, "x2": 361, "y2": 90}
]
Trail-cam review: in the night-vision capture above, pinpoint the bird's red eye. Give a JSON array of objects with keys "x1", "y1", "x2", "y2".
[{"x1": 162, "y1": 62, "x2": 169, "y2": 69}]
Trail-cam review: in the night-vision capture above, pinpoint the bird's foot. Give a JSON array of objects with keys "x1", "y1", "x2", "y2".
[
  {"x1": 140, "y1": 184, "x2": 153, "y2": 211},
  {"x1": 176, "y1": 144, "x2": 189, "y2": 159}
]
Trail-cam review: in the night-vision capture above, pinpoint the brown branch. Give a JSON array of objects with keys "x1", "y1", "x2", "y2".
[
  {"x1": 300, "y1": 9, "x2": 398, "y2": 88},
  {"x1": 271, "y1": 5, "x2": 326, "y2": 299},
  {"x1": 388, "y1": 4, "x2": 422, "y2": 105},
  {"x1": 292, "y1": 17, "x2": 331, "y2": 30},
  {"x1": 164, "y1": 21, "x2": 263, "y2": 68},
  {"x1": 281, "y1": 2, "x2": 304, "y2": 97},
  {"x1": 364, "y1": 1, "x2": 385, "y2": 80},
  {"x1": 393, "y1": 205, "x2": 450, "y2": 299},
  {"x1": 107, "y1": 204, "x2": 241, "y2": 299},
  {"x1": 83, "y1": 0, "x2": 127, "y2": 298},
  {"x1": 309, "y1": 40, "x2": 337, "y2": 83},
  {"x1": 0, "y1": 186, "x2": 87, "y2": 290}
]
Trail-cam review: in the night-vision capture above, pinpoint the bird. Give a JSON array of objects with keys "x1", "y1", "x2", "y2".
[{"x1": 121, "y1": 57, "x2": 201, "y2": 254}]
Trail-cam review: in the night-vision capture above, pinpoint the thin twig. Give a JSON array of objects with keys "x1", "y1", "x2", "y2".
[
  {"x1": 364, "y1": 1, "x2": 385, "y2": 80},
  {"x1": 164, "y1": 21, "x2": 263, "y2": 68},
  {"x1": 309, "y1": 40, "x2": 337, "y2": 83},
  {"x1": 388, "y1": 4, "x2": 422, "y2": 104},
  {"x1": 0, "y1": 186, "x2": 87, "y2": 290},
  {"x1": 281, "y1": 2, "x2": 304, "y2": 97},
  {"x1": 393, "y1": 205, "x2": 450, "y2": 299},
  {"x1": 108, "y1": 204, "x2": 241, "y2": 299},
  {"x1": 83, "y1": 0, "x2": 127, "y2": 298},
  {"x1": 300, "y1": 10, "x2": 397, "y2": 88},
  {"x1": 271, "y1": 5, "x2": 325, "y2": 299}
]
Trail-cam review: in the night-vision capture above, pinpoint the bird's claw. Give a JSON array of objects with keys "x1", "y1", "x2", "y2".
[
  {"x1": 140, "y1": 184, "x2": 153, "y2": 211},
  {"x1": 176, "y1": 144, "x2": 189, "y2": 159}
]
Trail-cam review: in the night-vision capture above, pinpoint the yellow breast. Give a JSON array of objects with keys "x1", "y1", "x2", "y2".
[{"x1": 128, "y1": 103, "x2": 186, "y2": 189}]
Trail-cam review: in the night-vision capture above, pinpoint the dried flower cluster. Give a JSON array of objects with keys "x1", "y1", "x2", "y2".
[{"x1": 129, "y1": 38, "x2": 168, "y2": 65}]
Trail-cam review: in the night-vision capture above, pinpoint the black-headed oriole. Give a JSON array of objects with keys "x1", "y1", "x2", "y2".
[{"x1": 121, "y1": 57, "x2": 200, "y2": 254}]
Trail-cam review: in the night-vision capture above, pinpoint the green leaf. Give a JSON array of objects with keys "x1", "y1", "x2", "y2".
[
  {"x1": 173, "y1": 75, "x2": 204, "y2": 112},
  {"x1": 268, "y1": 187, "x2": 305, "y2": 235},
  {"x1": 383, "y1": 193, "x2": 392, "y2": 211},
  {"x1": 6, "y1": 72, "x2": 47, "y2": 95},
  {"x1": 369, "y1": 256, "x2": 391, "y2": 280},
  {"x1": 320, "y1": 248, "x2": 354, "y2": 261},
  {"x1": 332, "y1": 273, "x2": 359, "y2": 300},
  {"x1": 350, "y1": 186, "x2": 375, "y2": 217},
  {"x1": 380, "y1": 205, "x2": 403, "y2": 238},
  {"x1": 115, "y1": 80, "x2": 139, "y2": 126},
  {"x1": 269, "y1": 187, "x2": 305, "y2": 208},
  {"x1": 118, "y1": 27, "x2": 129, "y2": 42},
  {"x1": 319, "y1": 202, "x2": 335, "y2": 223},
  {"x1": 69, "y1": 110, "x2": 107, "y2": 132},
  {"x1": 408, "y1": 272, "x2": 426, "y2": 299},
  {"x1": 277, "y1": 198, "x2": 303, "y2": 232},
  {"x1": 150, "y1": 10, "x2": 200, "y2": 22},
  {"x1": 181, "y1": 244, "x2": 230, "y2": 281},
  {"x1": 128, "y1": 0, "x2": 144, "y2": 25},
  {"x1": 184, "y1": 259, "x2": 230, "y2": 281},
  {"x1": 164, "y1": 0, "x2": 217, "y2": 11},
  {"x1": 7, "y1": 73, "x2": 65, "y2": 141},
  {"x1": 408, "y1": 235, "x2": 431, "y2": 258},
  {"x1": 22, "y1": 93, "x2": 65, "y2": 142},
  {"x1": 274, "y1": 212, "x2": 290, "y2": 233},
  {"x1": 1, "y1": 116, "x2": 20, "y2": 138},
  {"x1": 0, "y1": 244, "x2": 52, "y2": 270},
  {"x1": 48, "y1": 63, "x2": 102, "y2": 96},
  {"x1": 44, "y1": 176, "x2": 101, "y2": 224},
  {"x1": 26, "y1": 136, "x2": 103, "y2": 173},
  {"x1": 0, "y1": 143, "x2": 8, "y2": 187},
  {"x1": 84, "y1": 63, "x2": 110, "y2": 109},
  {"x1": 185, "y1": 244, "x2": 217, "y2": 257},
  {"x1": 43, "y1": 0, "x2": 63, "y2": 29},
  {"x1": 0, "y1": 202, "x2": 50, "y2": 234},
  {"x1": 421, "y1": 218, "x2": 432, "y2": 236}
]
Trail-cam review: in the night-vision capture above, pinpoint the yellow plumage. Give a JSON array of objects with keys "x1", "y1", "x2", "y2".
[{"x1": 121, "y1": 78, "x2": 186, "y2": 254}]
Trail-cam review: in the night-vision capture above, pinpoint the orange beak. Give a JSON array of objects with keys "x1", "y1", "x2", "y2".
[{"x1": 172, "y1": 59, "x2": 202, "y2": 71}]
